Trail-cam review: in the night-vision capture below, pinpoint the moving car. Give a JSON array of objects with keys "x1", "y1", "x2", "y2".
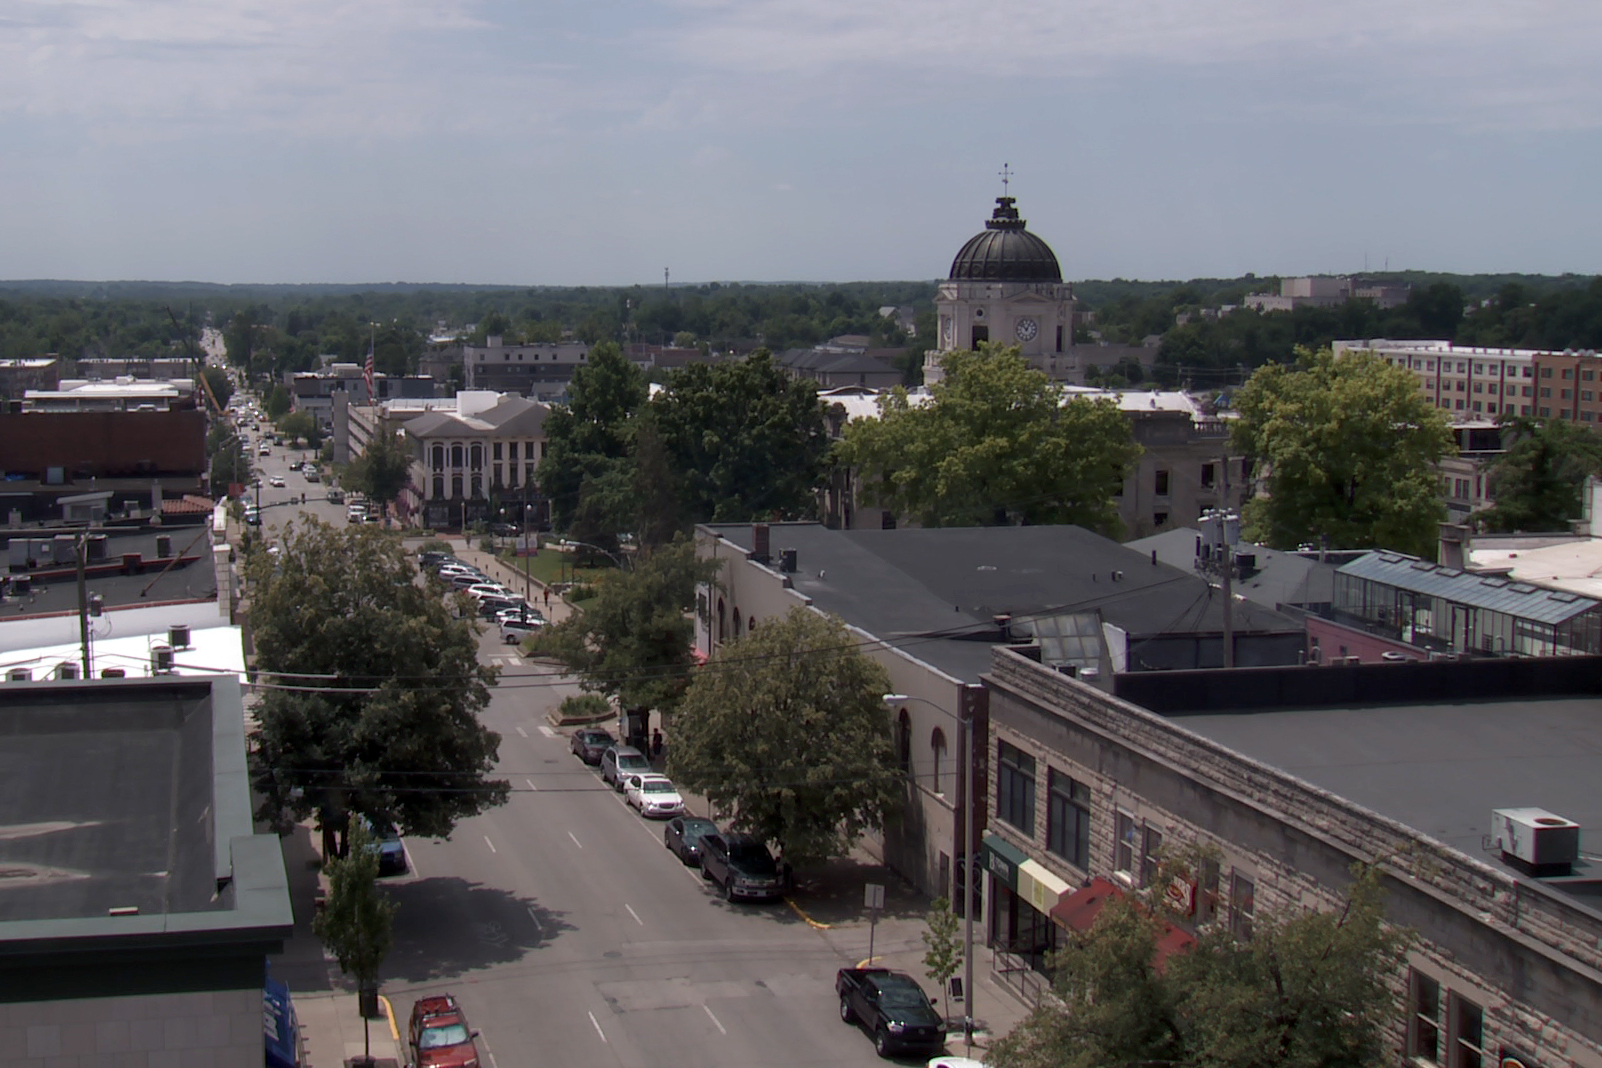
[
  {"x1": 699, "y1": 832, "x2": 784, "y2": 901},
  {"x1": 623, "y1": 773, "x2": 685, "y2": 818},
  {"x1": 408, "y1": 995, "x2": 481, "y2": 1068},
  {"x1": 600, "y1": 745, "x2": 650, "y2": 790},
  {"x1": 836, "y1": 968, "x2": 946, "y2": 1058},
  {"x1": 499, "y1": 616, "x2": 543, "y2": 644},
  {"x1": 569, "y1": 728, "x2": 614, "y2": 765},
  {"x1": 663, "y1": 816, "x2": 718, "y2": 865},
  {"x1": 268, "y1": 475, "x2": 285, "y2": 487},
  {"x1": 259, "y1": 445, "x2": 270, "y2": 456},
  {"x1": 303, "y1": 468, "x2": 320, "y2": 482}
]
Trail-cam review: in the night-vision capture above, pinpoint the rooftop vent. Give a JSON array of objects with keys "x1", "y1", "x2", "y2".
[
  {"x1": 150, "y1": 643, "x2": 174, "y2": 675},
  {"x1": 1492, "y1": 807, "x2": 1579, "y2": 877},
  {"x1": 168, "y1": 624, "x2": 191, "y2": 649}
]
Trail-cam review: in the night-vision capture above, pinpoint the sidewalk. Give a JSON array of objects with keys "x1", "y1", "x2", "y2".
[{"x1": 452, "y1": 540, "x2": 579, "y2": 625}]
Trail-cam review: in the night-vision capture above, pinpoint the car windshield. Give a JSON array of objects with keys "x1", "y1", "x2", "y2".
[
  {"x1": 618, "y1": 754, "x2": 648, "y2": 769},
  {"x1": 728, "y1": 842, "x2": 777, "y2": 872},
  {"x1": 419, "y1": 1024, "x2": 470, "y2": 1049},
  {"x1": 680, "y1": 820, "x2": 716, "y2": 842},
  {"x1": 642, "y1": 780, "x2": 674, "y2": 793},
  {"x1": 877, "y1": 987, "x2": 930, "y2": 1012}
]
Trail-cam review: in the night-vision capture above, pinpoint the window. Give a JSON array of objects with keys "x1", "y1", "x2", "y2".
[
  {"x1": 1562, "y1": 388, "x2": 1573, "y2": 400},
  {"x1": 1541, "y1": 387, "x2": 1552, "y2": 398},
  {"x1": 431, "y1": 444, "x2": 445, "y2": 471},
  {"x1": 493, "y1": 442, "x2": 502, "y2": 460},
  {"x1": 1229, "y1": 871, "x2": 1255, "y2": 940},
  {"x1": 1522, "y1": 405, "x2": 1531, "y2": 415},
  {"x1": 1201, "y1": 463, "x2": 1215, "y2": 488},
  {"x1": 996, "y1": 742, "x2": 1035, "y2": 834},
  {"x1": 1153, "y1": 512, "x2": 1169, "y2": 527},
  {"x1": 1563, "y1": 367, "x2": 1574, "y2": 379},
  {"x1": 1408, "y1": 970, "x2": 1441, "y2": 1064},
  {"x1": 930, "y1": 728, "x2": 947, "y2": 794},
  {"x1": 1522, "y1": 366, "x2": 1532, "y2": 377},
  {"x1": 897, "y1": 711, "x2": 911, "y2": 776},
  {"x1": 1141, "y1": 825, "x2": 1164, "y2": 886},
  {"x1": 1195, "y1": 857, "x2": 1221, "y2": 924},
  {"x1": 1584, "y1": 391, "x2": 1594, "y2": 402},
  {"x1": 1542, "y1": 366, "x2": 1553, "y2": 377},
  {"x1": 1113, "y1": 811, "x2": 1137, "y2": 876},
  {"x1": 1473, "y1": 382, "x2": 1483, "y2": 393},
  {"x1": 492, "y1": 464, "x2": 502, "y2": 487},
  {"x1": 1449, "y1": 994, "x2": 1484, "y2": 1068},
  {"x1": 1475, "y1": 363, "x2": 1484, "y2": 374},
  {"x1": 450, "y1": 444, "x2": 464, "y2": 467},
  {"x1": 1586, "y1": 369, "x2": 1596, "y2": 382},
  {"x1": 1541, "y1": 407, "x2": 1552, "y2": 417},
  {"x1": 1523, "y1": 385, "x2": 1532, "y2": 397},
  {"x1": 1155, "y1": 470, "x2": 1170, "y2": 496},
  {"x1": 1046, "y1": 770, "x2": 1090, "y2": 868},
  {"x1": 469, "y1": 444, "x2": 483, "y2": 470}
]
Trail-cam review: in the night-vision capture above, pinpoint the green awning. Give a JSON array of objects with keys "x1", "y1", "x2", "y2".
[{"x1": 981, "y1": 833, "x2": 1028, "y2": 892}]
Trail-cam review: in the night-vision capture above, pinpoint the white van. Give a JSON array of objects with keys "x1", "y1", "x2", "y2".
[{"x1": 499, "y1": 616, "x2": 544, "y2": 644}]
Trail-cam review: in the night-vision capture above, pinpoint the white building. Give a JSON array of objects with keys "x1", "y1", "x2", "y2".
[{"x1": 399, "y1": 391, "x2": 551, "y2": 530}]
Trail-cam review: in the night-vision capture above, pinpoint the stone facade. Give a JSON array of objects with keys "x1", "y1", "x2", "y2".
[{"x1": 0, "y1": 989, "x2": 264, "y2": 1068}]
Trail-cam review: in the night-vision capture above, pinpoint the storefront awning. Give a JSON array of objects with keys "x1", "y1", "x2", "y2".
[
  {"x1": 980, "y1": 833, "x2": 1028, "y2": 892},
  {"x1": 1018, "y1": 858, "x2": 1071, "y2": 913},
  {"x1": 1049, "y1": 876, "x2": 1197, "y2": 970}
]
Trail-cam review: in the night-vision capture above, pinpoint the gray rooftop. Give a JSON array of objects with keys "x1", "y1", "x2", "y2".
[
  {"x1": 1342, "y1": 551, "x2": 1599, "y2": 625},
  {"x1": 1178, "y1": 696, "x2": 1602, "y2": 903},
  {"x1": 705, "y1": 523, "x2": 1301, "y2": 683},
  {"x1": 1127, "y1": 527, "x2": 1338, "y2": 609},
  {"x1": 2, "y1": 526, "x2": 217, "y2": 618}
]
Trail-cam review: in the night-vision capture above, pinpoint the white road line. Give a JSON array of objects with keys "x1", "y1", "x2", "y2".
[
  {"x1": 588, "y1": 1011, "x2": 607, "y2": 1043},
  {"x1": 538, "y1": 725, "x2": 557, "y2": 738},
  {"x1": 478, "y1": 1032, "x2": 501, "y2": 1068},
  {"x1": 524, "y1": 778, "x2": 538, "y2": 791},
  {"x1": 403, "y1": 843, "x2": 422, "y2": 880},
  {"x1": 527, "y1": 906, "x2": 542, "y2": 936},
  {"x1": 484, "y1": 835, "x2": 497, "y2": 854},
  {"x1": 568, "y1": 831, "x2": 584, "y2": 849},
  {"x1": 515, "y1": 726, "x2": 528, "y2": 738},
  {"x1": 703, "y1": 1005, "x2": 727, "y2": 1035},
  {"x1": 624, "y1": 903, "x2": 643, "y2": 926},
  {"x1": 507, "y1": 656, "x2": 523, "y2": 666}
]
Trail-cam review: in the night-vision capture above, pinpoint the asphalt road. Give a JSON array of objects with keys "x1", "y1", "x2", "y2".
[
  {"x1": 247, "y1": 440, "x2": 350, "y2": 540},
  {"x1": 369, "y1": 635, "x2": 906, "y2": 1068}
]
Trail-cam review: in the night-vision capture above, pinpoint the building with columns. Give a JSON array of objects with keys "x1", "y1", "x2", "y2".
[
  {"x1": 398, "y1": 391, "x2": 550, "y2": 531},
  {"x1": 925, "y1": 196, "x2": 1080, "y2": 384}
]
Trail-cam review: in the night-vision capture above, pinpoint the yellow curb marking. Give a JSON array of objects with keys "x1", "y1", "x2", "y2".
[
  {"x1": 784, "y1": 896, "x2": 833, "y2": 929},
  {"x1": 378, "y1": 994, "x2": 400, "y2": 1042},
  {"x1": 855, "y1": 956, "x2": 881, "y2": 968}
]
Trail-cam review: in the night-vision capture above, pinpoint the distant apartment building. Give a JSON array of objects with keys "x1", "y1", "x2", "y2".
[
  {"x1": 1243, "y1": 276, "x2": 1410, "y2": 312},
  {"x1": 287, "y1": 367, "x2": 438, "y2": 429},
  {"x1": 462, "y1": 337, "x2": 592, "y2": 399},
  {"x1": 0, "y1": 358, "x2": 59, "y2": 404},
  {"x1": 21, "y1": 377, "x2": 197, "y2": 412},
  {"x1": 1337, "y1": 339, "x2": 1602, "y2": 426}
]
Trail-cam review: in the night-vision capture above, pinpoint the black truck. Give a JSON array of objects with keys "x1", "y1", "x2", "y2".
[
  {"x1": 836, "y1": 967, "x2": 947, "y2": 1058},
  {"x1": 698, "y1": 832, "x2": 784, "y2": 901}
]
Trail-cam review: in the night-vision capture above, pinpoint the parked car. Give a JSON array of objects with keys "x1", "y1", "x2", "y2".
[
  {"x1": 836, "y1": 967, "x2": 946, "y2": 1058},
  {"x1": 570, "y1": 728, "x2": 615, "y2": 765},
  {"x1": 361, "y1": 818, "x2": 408, "y2": 875},
  {"x1": 499, "y1": 616, "x2": 543, "y2": 644},
  {"x1": 268, "y1": 475, "x2": 285, "y2": 487},
  {"x1": 303, "y1": 468, "x2": 320, "y2": 482},
  {"x1": 326, "y1": 487, "x2": 345, "y2": 504},
  {"x1": 624, "y1": 773, "x2": 685, "y2": 818},
  {"x1": 600, "y1": 745, "x2": 650, "y2": 790},
  {"x1": 699, "y1": 832, "x2": 784, "y2": 901},
  {"x1": 465, "y1": 583, "x2": 514, "y2": 601},
  {"x1": 258, "y1": 445, "x2": 270, "y2": 456},
  {"x1": 408, "y1": 994, "x2": 481, "y2": 1068},
  {"x1": 495, "y1": 605, "x2": 542, "y2": 624},
  {"x1": 664, "y1": 816, "x2": 719, "y2": 865}
]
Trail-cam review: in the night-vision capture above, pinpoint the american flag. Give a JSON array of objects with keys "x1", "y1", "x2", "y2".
[{"x1": 364, "y1": 333, "x2": 375, "y2": 402}]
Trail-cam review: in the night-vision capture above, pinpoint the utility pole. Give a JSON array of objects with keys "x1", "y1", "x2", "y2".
[
  {"x1": 1220, "y1": 456, "x2": 1235, "y2": 669},
  {"x1": 76, "y1": 536, "x2": 91, "y2": 678}
]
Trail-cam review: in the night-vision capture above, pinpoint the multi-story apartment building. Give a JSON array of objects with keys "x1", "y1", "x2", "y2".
[{"x1": 1336, "y1": 339, "x2": 1541, "y2": 418}]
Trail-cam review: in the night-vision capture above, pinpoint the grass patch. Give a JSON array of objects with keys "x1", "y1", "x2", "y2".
[{"x1": 499, "y1": 549, "x2": 615, "y2": 589}]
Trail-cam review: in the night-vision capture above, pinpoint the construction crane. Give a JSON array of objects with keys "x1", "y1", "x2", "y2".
[{"x1": 167, "y1": 306, "x2": 225, "y2": 416}]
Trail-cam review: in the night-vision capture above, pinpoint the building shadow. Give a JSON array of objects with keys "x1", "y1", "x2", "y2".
[{"x1": 381, "y1": 877, "x2": 572, "y2": 984}]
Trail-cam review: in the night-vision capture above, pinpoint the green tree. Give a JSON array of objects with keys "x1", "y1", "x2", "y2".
[
  {"x1": 530, "y1": 538, "x2": 718, "y2": 721},
  {"x1": 1478, "y1": 416, "x2": 1602, "y2": 532},
  {"x1": 248, "y1": 521, "x2": 507, "y2": 856},
  {"x1": 277, "y1": 410, "x2": 320, "y2": 447},
  {"x1": 207, "y1": 423, "x2": 251, "y2": 490},
  {"x1": 1231, "y1": 347, "x2": 1455, "y2": 557},
  {"x1": 200, "y1": 365, "x2": 234, "y2": 410},
  {"x1": 346, "y1": 430, "x2": 414, "y2": 512},
  {"x1": 537, "y1": 342, "x2": 648, "y2": 531},
  {"x1": 651, "y1": 350, "x2": 830, "y2": 522},
  {"x1": 921, "y1": 896, "x2": 963, "y2": 1021},
  {"x1": 631, "y1": 409, "x2": 683, "y2": 550},
  {"x1": 836, "y1": 346, "x2": 1141, "y2": 534},
  {"x1": 265, "y1": 383, "x2": 292, "y2": 419},
  {"x1": 667, "y1": 607, "x2": 901, "y2": 868},
  {"x1": 991, "y1": 862, "x2": 1411, "y2": 1068},
  {"x1": 312, "y1": 819, "x2": 395, "y2": 1067}
]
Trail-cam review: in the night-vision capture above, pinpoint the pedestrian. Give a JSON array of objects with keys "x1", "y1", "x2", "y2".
[
  {"x1": 650, "y1": 728, "x2": 663, "y2": 761},
  {"x1": 543, "y1": 587, "x2": 551, "y2": 608}
]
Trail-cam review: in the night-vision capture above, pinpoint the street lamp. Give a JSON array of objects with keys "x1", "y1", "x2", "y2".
[
  {"x1": 883, "y1": 692, "x2": 976, "y2": 1056},
  {"x1": 562, "y1": 539, "x2": 630, "y2": 571}
]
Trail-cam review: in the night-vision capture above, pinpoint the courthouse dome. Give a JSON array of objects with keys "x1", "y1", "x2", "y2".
[{"x1": 948, "y1": 197, "x2": 1062, "y2": 283}]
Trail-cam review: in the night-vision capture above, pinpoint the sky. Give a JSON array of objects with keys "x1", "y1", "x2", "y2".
[{"x1": 2, "y1": 1, "x2": 1600, "y2": 286}]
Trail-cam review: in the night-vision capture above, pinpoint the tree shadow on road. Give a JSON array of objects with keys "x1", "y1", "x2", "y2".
[
  {"x1": 782, "y1": 856, "x2": 927, "y2": 928},
  {"x1": 381, "y1": 876, "x2": 573, "y2": 984}
]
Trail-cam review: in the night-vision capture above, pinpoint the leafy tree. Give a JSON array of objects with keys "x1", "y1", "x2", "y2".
[
  {"x1": 990, "y1": 861, "x2": 1411, "y2": 1068},
  {"x1": 346, "y1": 430, "x2": 414, "y2": 512},
  {"x1": 537, "y1": 342, "x2": 648, "y2": 531},
  {"x1": 265, "y1": 384, "x2": 292, "y2": 419},
  {"x1": 921, "y1": 896, "x2": 963, "y2": 1021},
  {"x1": 631, "y1": 409, "x2": 683, "y2": 550},
  {"x1": 667, "y1": 607, "x2": 901, "y2": 868},
  {"x1": 277, "y1": 410, "x2": 320, "y2": 447},
  {"x1": 223, "y1": 308, "x2": 261, "y2": 368},
  {"x1": 836, "y1": 346, "x2": 1141, "y2": 535},
  {"x1": 1232, "y1": 347, "x2": 1455, "y2": 557},
  {"x1": 651, "y1": 350, "x2": 830, "y2": 522},
  {"x1": 1479, "y1": 416, "x2": 1602, "y2": 532},
  {"x1": 313, "y1": 819, "x2": 395, "y2": 1066},
  {"x1": 207, "y1": 423, "x2": 252, "y2": 490},
  {"x1": 200, "y1": 365, "x2": 234, "y2": 410},
  {"x1": 530, "y1": 538, "x2": 718, "y2": 721},
  {"x1": 248, "y1": 521, "x2": 507, "y2": 856}
]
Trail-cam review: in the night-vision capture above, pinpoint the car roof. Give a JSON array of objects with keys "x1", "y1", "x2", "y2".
[
  {"x1": 635, "y1": 774, "x2": 673, "y2": 786},
  {"x1": 677, "y1": 816, "x2": 716, "y2": 829},
  {"x1": 413, "y1": 994, "x2": 462, "y2": 1020},
  {"x1": 607, "y1": 744, "x2": 645, "y2": 757}
]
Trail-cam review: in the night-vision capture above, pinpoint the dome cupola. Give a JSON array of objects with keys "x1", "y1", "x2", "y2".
[{"x1": 948, "y1": 197, "x2": 1062, "y2": 283}]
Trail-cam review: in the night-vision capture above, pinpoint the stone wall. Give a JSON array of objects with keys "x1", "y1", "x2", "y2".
[{"x1": 0, "y1": 988, "x2": 263, "y2": 1068}]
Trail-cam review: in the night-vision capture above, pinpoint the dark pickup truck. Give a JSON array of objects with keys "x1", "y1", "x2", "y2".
[
  {"x1": 836, "y1": 967, "x2": 947, "y2": 1058},
  {"x1": 699, "y1": 832, "x2": 784, "y2": 902}
]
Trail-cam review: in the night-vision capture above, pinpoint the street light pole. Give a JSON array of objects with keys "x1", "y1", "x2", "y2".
[{"x1": 884, "y1": 692, "x2": 975, "y2": 1055}]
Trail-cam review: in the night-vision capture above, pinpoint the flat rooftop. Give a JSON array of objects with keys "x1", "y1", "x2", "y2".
[{"x1": 1178, "y1": 696, "x2": 1602, "y2": 903}]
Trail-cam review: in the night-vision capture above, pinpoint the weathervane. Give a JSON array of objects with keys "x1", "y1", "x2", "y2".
[{"x1": 998, "y1": 162, "x2": 1013, "y2": 195}]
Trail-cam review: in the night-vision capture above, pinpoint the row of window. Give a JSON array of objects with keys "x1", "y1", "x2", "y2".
[
  {"x1": 428, "y1": 441, "x2": 544, "y2": 471},
  {"x1": 1394, "y1": 357, "x2": 1535, "y2": 377},
  {"x1": 1408, "y1": 970, "x2": 1486, "y2": 1068}
]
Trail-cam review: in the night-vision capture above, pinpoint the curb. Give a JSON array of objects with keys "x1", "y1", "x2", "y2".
[
  {"x1": 784, "y1": 896, "x2": 834, "y2": 930},
  {"x1": 379, "y1": 994, "x2": 399, "y2": 1042}
]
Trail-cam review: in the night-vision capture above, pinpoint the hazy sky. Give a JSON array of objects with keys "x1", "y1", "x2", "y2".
[{"x1": 3, "y1": 1, "x2": 1600, "y2": 286}]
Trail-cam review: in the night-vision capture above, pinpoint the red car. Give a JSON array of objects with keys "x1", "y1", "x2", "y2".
[{"x1": 408, "y1": 995, "x2": 480, "y2": 1068}]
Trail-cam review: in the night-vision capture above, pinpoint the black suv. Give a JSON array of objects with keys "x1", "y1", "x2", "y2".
[{"x1": 699, "y1": 833, "x2": 784, "y2": 901}]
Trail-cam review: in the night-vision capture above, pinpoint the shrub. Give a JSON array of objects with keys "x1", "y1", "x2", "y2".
[{"x1": 558, "y1": 694, "x2": 610, "y2": 722}]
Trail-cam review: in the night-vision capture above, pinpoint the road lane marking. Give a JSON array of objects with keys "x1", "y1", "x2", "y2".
[
  {"x1": 624, "y1": 903, "x2": 643, "y2": 926},
  {"x1": 587, "y1": 1011, "x2": 607, "y2": 1043},
  {"x1": 515, "y1": 726, "x2": 528, "y2": 738},
  {"x1": 569, "y1": 831, "x2": 584, "y2": 849},
  {"x1": 538, "y1": 725, "x2": 557, "y2": 738},
  {"x1": 484, "y1": 835, "x2": 497, "y2": 854},
  {"x1": 703, "y1": 1006, "x2": 726, "y2": 1035},
  {"x1": 478, "y1": 1033, "x2": 501, "y2": 1068},
  {"x1": 524, "y1": 778, "x2": 538, "y2": 791}
]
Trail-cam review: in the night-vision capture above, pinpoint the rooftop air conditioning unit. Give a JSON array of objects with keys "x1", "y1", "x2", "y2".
[
  {"x1": 168, "y1": 623, "x2": 191, "y2": 649},
  {"x1": 1492, "y1": 807, "x2": 1580, "y2": 876},
  {"x1": 150, "y1": 643, "x2": 174, "y2": 675}
]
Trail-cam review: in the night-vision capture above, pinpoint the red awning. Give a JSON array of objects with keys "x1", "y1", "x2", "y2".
[{"x1": 1048, "y1": 875, "x2": 1196, "y2": 971}]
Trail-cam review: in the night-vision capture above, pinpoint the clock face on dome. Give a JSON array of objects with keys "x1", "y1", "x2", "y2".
[{"x1": 1015, "y1": 318, "x2": 1038, "y2": 342}]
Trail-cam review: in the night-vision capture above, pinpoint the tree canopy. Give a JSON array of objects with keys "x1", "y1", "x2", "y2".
[
  {"x1": 248, "y1": 521, "x2": 507, "y2": 854},
  {"x1": 652, "y1": 350, "x2": 831, "y2": 523},
  {"x1": 667, "y1": 607, "x2": 901, "y2": 868},
  {"x1": 529, "y1": 538, "x2": 718, "y2": 719},
  {"x1": 1231, "y1": 347, "x2": 1455, "y2": 557},
  {"x1": 345, "y1": 430, "x2": 413, "y2": 508},
  {"x1": 990, "y1": 860, "x2": 1411, "y2": 1068},
  {"x1": 1478, "y1": 415, "x2": 1602, "y2": 532},
  {"x1": 835, "y1": 346, "x2": 1141, "y2": 535},
  {"x1": 536, "y1": 341, "x2": 648, "y2": 532}
]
